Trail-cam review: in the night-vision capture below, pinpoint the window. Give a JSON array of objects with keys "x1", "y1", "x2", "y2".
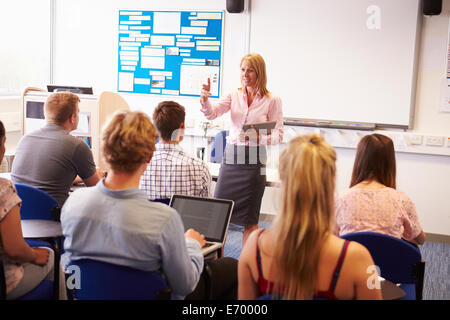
[{"x1": 0, "y1": 0, "x2": 51, "y2": 95}]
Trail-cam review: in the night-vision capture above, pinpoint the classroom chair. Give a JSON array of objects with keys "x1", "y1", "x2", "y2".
[
  {"x1": 0, "y1": 260, "x2": 53, "y2": 300},
  {"x1": 210, "y1": 130, "x2": 229, "y2": 163},
  {"x1": 68, "y1": 259, "x2": 171, "y2": 300},
  {"x1": 341, "y1": 232, "x2": 425, "y2": 300},
  {"x1": 15, "y1": 183, "x2": 60, "y2": 221}
]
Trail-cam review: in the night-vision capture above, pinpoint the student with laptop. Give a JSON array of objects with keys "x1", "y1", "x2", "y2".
[
  {"x1": 139, "y1": 100, "x2": 211, "y2": 201},
  {"x1": 61, "y1": 110, "x2": 237, "y2": 299},
  {"x1": 200, "y1": 53, "x2": 283, "y2": 246}
]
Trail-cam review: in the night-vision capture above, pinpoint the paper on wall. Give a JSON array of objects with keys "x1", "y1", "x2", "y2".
[{"x1": 179, "y1": 65, "x2": 219, "y2": 96}]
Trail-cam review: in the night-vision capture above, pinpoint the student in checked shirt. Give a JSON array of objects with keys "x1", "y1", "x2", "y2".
[
  {"x1": 200, "y1": 53, "x2": 283, "y2": 246},
  {"x1": 139, "y1": 100, "x2": 211, "y2": 201}
]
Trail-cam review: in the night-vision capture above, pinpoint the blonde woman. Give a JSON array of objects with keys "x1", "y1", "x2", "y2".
[
  {"x1": 200, "y1": 53, "x2": 283, "y2": 246},
  {"x1": 238, "y1": 134, "x2": 382, "y2": 300}
]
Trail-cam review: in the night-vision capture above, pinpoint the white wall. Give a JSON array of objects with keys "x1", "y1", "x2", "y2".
[
  {"x1": 48, "y1": 0, "x2": 450, "y2": 236},
  {"x1": 53, "y1": 0, "x2": 247, "y2": 128}
]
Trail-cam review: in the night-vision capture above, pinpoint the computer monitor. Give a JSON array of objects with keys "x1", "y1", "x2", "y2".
[
  {"x1": 47, "y1": 85, "x2": 93, "y2": 95},
  {"x1": 71, "y1": 112, "x2": 91, "y2": 136},
  {"x1": 25, "y1": 101, "x2": 45, "y2": 134}
]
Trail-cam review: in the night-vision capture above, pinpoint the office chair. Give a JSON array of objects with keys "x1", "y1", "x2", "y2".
[
  {"x1": 14, "y1": 183, "x2": 63, "y2": 299},
  {"x1": 210, "y1": 130, "x2": 229, "y2": 163},
  {"x1": 341, "y1": 232, "x2": 425, "y2": 300},
  {"x1": 0, "y1": 261, "x2": 53, "y2": 300},
  {"x1": 68, "y1": 259, "x2": 171, "y2": 300}
]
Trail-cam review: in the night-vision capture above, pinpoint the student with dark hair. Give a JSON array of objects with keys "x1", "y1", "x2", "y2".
[
  {"x1": 334, "y1": 134, "x2": 425, "y2": 245},
  {"x1": 139, "y1": 100, "x2": 211, "y2": 200}
]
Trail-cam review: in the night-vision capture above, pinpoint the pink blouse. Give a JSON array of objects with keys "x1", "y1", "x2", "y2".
[
  {"x1": 334, "y1": 187, "x2": 423, "y2": 242},
  {"x1": 200, "y1": 88, "x2": 283, "y2": 146},
  {"x1": 0, "y1": 178, "x2": 24, "y2": 293}
]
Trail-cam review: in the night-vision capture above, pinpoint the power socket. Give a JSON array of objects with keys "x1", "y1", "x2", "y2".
[
  {"x1": 425, "y1": 135, "x2": 444, "y2": 146},
  {"x1": 409, "y1": 134, "x2": 423, "y2": 145}
]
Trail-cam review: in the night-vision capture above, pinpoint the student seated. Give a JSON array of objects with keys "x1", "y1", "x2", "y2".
[
  {"x1": 139, "y1": 101, "x2": 211, "y2": 200},
  {"x1": 61, "y1": 111, "x2": 236, "y2": 299},
  {"x1": 11, "y1": 92, "x2": 100, "y2": 207},
  {"x1": 334, "y1": 134, "x2": 425, "y2": 245},
  {"x1": 0, "y1": 120, "x2": 66, "y2": 300},
  {"x1": 238, "y1": 134, "x2": 381, "y2": 300}
]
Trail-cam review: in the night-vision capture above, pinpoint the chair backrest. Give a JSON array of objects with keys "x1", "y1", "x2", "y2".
[
  {"x1": 68, "y1": 259, "x2": 171, "y2": 300},
  {"x1": 15, "y1": 183, "x2": 59, "y2": 220},
  {"x1": 340, "y1": 232, "x2": 424, "y2": 299},
  {"x1": 210, "y1": 130, "x2": 229, "y2": 163}
]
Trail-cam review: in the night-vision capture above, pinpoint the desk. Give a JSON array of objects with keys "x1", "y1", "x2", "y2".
[
  {"x1": 207, "y1": 162, "x2": 280, "y2": 187},
  {"x1": 21, "y1": 219, "x2": 63, "y2": 300},
  {"x1": 21, "y1": 220, "x2": 63, "y2": 239}
]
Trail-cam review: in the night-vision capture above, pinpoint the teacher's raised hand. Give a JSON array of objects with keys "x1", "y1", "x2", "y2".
[{"x1": 200, "y1": 77, "x2": 212, "y2": 103}]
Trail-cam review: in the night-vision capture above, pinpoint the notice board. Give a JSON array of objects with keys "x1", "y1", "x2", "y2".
[{"x1": 118, "y1": 10, "x2": 224, "y2": 98}]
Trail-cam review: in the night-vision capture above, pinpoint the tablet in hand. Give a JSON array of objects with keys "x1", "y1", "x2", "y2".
[{"x1": 242, "y1": 121, "x2": 276, "y2": 132}]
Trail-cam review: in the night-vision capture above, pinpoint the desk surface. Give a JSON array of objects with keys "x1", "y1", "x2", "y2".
[
  {"x1": 2, "y1": 163, "x2": 280, "y2": 187},
  {"x1": 208, "y1": 162, "x2": 280, "y2": 186}
]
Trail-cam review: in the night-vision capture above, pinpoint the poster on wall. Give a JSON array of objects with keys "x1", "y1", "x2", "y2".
[{"x1": 117, "y1": 10, "x2": 224, "y2": 98}]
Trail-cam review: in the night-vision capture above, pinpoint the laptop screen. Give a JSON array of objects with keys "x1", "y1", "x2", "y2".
[{"x1": 170, "y1": 195, "x2": 233, "y2": 243}]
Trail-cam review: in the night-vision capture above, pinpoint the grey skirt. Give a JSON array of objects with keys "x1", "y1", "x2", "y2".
[{"x1": 213, "y1": 144, "x2": 267, "y2": 226}]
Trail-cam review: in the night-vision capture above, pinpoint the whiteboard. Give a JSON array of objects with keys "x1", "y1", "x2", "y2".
[{"x1": 250, "y1": 0, "x2": 421, "y2": 128}]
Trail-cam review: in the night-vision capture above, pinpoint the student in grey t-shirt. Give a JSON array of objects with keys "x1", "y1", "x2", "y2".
[{"x1": 11, "y1": 92, "x2": 99, "y2": 207}]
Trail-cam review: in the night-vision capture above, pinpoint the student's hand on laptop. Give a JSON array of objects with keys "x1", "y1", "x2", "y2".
[{"x1": 185, "y1": 228, "x2": 206, "y2": 247}]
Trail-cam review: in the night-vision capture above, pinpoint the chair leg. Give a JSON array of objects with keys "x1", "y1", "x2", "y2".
[
  {"x1": 204, "y1": 263, "x2": 213, "y2": 300},
  {"x1": 414, "y1": 261, "x2": 425, "y2": 300},
  {"x1": 52, "y1": 237, "x2": 62, "y2": 300},
  {"x1": 0, "y1": 262, "x2": 6, "y2": 300}
]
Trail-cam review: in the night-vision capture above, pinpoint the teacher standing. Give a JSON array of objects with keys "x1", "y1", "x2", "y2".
[{"x1": 200, "y1": 53, "x2": 283, "y2": 245}]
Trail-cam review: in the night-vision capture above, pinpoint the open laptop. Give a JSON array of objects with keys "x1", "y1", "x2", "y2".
[{"x1": 169, "y1": 195, "x2": 234, "y2": 256}]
